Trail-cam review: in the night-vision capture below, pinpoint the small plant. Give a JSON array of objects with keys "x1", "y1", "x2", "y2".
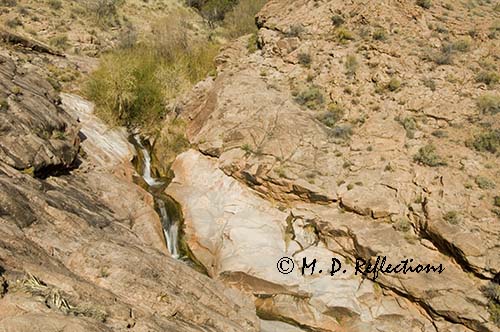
[
  {"x1": 247, "y1": 33, "x2": 258, "y2": 53},
  {"x1": 431, "y1": 130, "x2": 447, "y2": 138},
  {"x1": 416, "y1": 0, "x2": 432, "y2": 9},
  {"x1": 331, "y1": 14, "x2": 344, "y2": 27},
  {"x1": 494, "y1": 196, "x2": 500, "y2": 207},
  {"x1": 0, "y1": 0, "x2": 17, "y2": 6},
  {"x1": 413, "y1": 144, "x2": 447, "y2": 167},
  {"x1": 387, "y1": 77, "x2": 401, "y2": 92},
  {"x1": 443, "y1": 211, "x2": 459, "y2": 225},
  {"x1": 477, "y1": 94, "x2": 500, "y2": 115},
  {"x1": 294, "y1": 86, "x2": 324, "y2": 110},
  {"x1": 475, "y1": 176, "x2": 496, "y2": 190},
  {"x1": 398, "y1": 116, "x2": 417, "y2": 138},
  {"x1": 394, "y1": 219, "x2": 411, "y2": 232},
  {"x1": 298, "y1": 52, "x2": 312, "y2": 67},
  {"x1": 5, "y1": 17, "x2": 22, "y2": 28},
  {"x1": 344, "y1": 54, "x2": 358, "y2": 77},
  {"x1": 330, "y1": 125, "x2": 353, "y2": 140},
  {"x1": 241, "y1": 143, "x2": 253, "y2": 154},
  {"x1": 317, "y1": 104, "x2": 344, "y2": 128},
  {"x1": 0, "y1": 98, "x2": 8, "y2": 111},
  {"x1": 286, "y1": 24, "x2": 303, "y2": 37},
  {"x1": 422, "y1": 78, "x2": 436, "y2": 91},
  {"x1": 336, "y1": 28, "x2": 355, "y2": 43},
  {"x1": 48, "y1": 0, "x2": 62, "y2": 10},
  {"x1": 373, "y1": 28, "x2": 387, "y2": 41},
  {"x1": 468, "y1": 129, "x2": 500, "y2": 154},
  {"x1": 49, "y1": 35, "x2": 69, "y2": 50},
  {"x1": 481, "y1": 282, "x2": 500, "y2": 327},
  {"x1": 476, "y1": 71, "x2": 500, "y2": 87}
]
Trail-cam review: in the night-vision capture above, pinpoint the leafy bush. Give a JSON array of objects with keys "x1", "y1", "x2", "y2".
[
  {"x1": 330, "y1": 125, "x2": 353, "y2": 140},
  {"x1": 416, "y1": 0, "x2": 432, "y2": 9},
  {"x1": 0, "y1": 0, "x2": 17, "y2": 6},
  {"x1": 331, "y1": 15, "x2": 344, "y2": 27},
  {"x1": 373, "y1": 28, "x2": 387, "y2": 41},
  {"x1": 5, "y1": 17, "x2": 22, "y2": 28},
  {"x1": 443, "y1": 211, "x2": 459, "y2": 225},
  {"x1": 223, "y1": 0, "x2": 266, "y2": 38},
  {"x1": 413, "y1": 144, "x2": 447, "y2": 167},
  {"x1": 285, "y1": 24, "x2": 303, "y2": 37},
  {"x1": 317, "y1": 104, "x2": 344, "y2": 128},
  {"x1": 83, "y1": 0, "x2": 124, "y2": 25},
  {"x1": 336, "y1": 28, "x2": 355, "y2": 43},
  {"x1": 345, "y1": 54, "x2": 358, "y2": 77},
  {"x1": 468, "y1": 129, "x2": 500, "y2": 154},
  {"x1": 48, "y1": 0, "x2": 62, "y2": 10},
  {"x1": 86, "y1": 11, "x2": 219, "y2": 126},
  {"x1": 387, "y1": 77, "x2": 401, "y2": 91},
  {"x1": 298, "y1": 52, "x2": 312, "y2": 67},
  {"x1": 476, "y1": 71, "x2": 500, "y2": 87},
  {"x1": 475, "y1": 176, "x2": 496, "y2": 190},
  {"x1": 398, "y1": 116, "x2": 417, "y2": 138},
  {"x1": 477, "y1": 94, "x2": 500, "y2": 114},
  {"x1": 481, "y1": 282, "x2": 500, "y2": 326},
  {"x1": 187, "y1": 0, "x2": 237, "y2": 25},
  {"x1": 49, "y1": 35, "x2": 69, "y2": 50},
  {"x1": 295, "y1": 86, "x2": 324, "y2": 110}
]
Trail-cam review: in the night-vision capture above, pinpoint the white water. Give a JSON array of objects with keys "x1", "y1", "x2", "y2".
[
  {"x1": 133, "y1": 135, "x2": 180, "y2": 259},
  {"x1": 133, "y1": 134, "x2": 162, "y2": 187}
]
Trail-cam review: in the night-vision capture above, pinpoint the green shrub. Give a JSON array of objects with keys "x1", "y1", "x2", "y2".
[
  {"x1": 84, "y1": 0, "x2": 124, "y2": 25},
  {"x1": 331, "y1": 15, "x2": 344, "y2": 27},
  {"x1": 48, "y1": 0, "x2": 62, "y2": 10},
  {"x1": 481, "y1": 282, "x2": 500, "y2": 326},
  {"x1": 468, "y1": 129, "x2": 500, "y2": 154},
  {"x1": 5, "y1": 17, "x2": 22, "y2": 28},
  {"x1": 86, "y1": 12, "x2": 219, "y2": 126},
  {"x1": 398, "y1": 116, "x2": 417, "y2": 138},
  {"x1": 475, "y1": 176, "x2": 496, "y2": 190},
  {"x1": 246, "y1": 33, "x2": 258, "y2": 53},
  {"x1": 330, "y1": 125, "x2": 353, "y2": 140},
  {"x1": 0, "y1": 98, "x2": 8, "y2": 111},
  {"x1": 373, "y1": 28, "x2": 387, "y2": 41},
  {"x1": 387, "y1": 77, "x2": 401, "y2": 91},
  {"x1": 413, "y1": 144, "x2": 447, "y2": 167},
  {"x1": 317, "y1": 104, "x2": 344, "y2": 128},
  {"x1": 495, "y1": 196, "x2": 500, "y2": 207},
  {"x1": 298, "y1": 52, "x2": 312, "y2": 67},
  {"x1": 477, "y1": 94, "x2": 500, "y2": 114},
  {"x1": 443, "y1": 211, "x2": 459, "y2": 225},
  {"x1": 422, "y1": 77, "x2": 436, "y2": 91},
  {"x1": 0, "y1": 0, "x2": 17, "y2": 6},
  {"x1": 416, "y1": 0, "x2": 431, "y2": 9},
  {"x1": 394, "y1": 219, "x2": 412, "y2": 232},
  {"x1": 336, "y1": 28, "x2": 355, "y2": 43},
  {"x1": 476, "y1": 71, "x2": 500, "y2": 87},
  {"x1": 345, "y1": 54, "x2": 358, "y2": 77},
  {"x1": 285, "y1": 24, "x2": 303, "y2": 37},
  {"x1": 188, "y1": 0, "x2": 237, "y2": 24},
  {"x1": 295, "y1": 86, "x2": 324, "y2": 110},
  {"x1": 223, "y1": 0, "x2": 266, "y2": 38},
  {"x1": 49, "y1": 35, "x2": 69, "y2": 50}
]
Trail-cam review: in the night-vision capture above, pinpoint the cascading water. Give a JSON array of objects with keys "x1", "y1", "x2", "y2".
[{"x1": 132, "y1": 135, "x2": 180, "y2": 259}]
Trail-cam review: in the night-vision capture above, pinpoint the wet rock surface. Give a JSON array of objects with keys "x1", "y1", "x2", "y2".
[{"x1": 0, "y1": 55, "x2": 259, "y2": 332}]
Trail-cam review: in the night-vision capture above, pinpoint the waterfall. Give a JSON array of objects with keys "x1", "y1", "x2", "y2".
[{"x1": 132, "y1": 135, "x2": 180, "y2": 259}]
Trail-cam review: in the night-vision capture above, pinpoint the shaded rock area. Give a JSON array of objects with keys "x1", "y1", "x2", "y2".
[
  {"x1": 163, "y1": 0, "x2": 499, "y2": 331},
  {"x1": 0, "y1": 52, "x2": 260, "y2": 332}
]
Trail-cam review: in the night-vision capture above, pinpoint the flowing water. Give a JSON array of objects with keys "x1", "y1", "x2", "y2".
[{"x1": 132, "y1": 135, "x2": 180, "y2": 259}]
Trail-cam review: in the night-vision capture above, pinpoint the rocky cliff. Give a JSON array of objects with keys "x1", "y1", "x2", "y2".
[{"x1": 163, "y1": 0, "x2": 499, "y2": 331}]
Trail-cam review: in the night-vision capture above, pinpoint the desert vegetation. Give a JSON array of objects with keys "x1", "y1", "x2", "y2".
[{"x1": 86, "y1": 0, "x2": 266, "y2": 127}]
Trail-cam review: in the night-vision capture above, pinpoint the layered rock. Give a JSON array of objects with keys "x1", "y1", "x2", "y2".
[
  {"x1": 0, "y1": 52, "x2": 259, "y2": 332},
  {"x1": 165, "y1": 0, "x2": 499, "y2": 331}
]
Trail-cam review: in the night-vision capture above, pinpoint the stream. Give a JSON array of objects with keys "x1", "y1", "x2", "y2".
[{"x1": 132, "y1": 135, "x2": 180, "y2": 259}]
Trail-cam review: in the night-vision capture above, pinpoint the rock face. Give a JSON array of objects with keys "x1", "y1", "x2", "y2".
[
  {"x1": 0, "y1": 52, "x2": 259, "y2": 332},
  {"x1": 166, "y1": 0, "x2": 499, "y2": 331}
]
